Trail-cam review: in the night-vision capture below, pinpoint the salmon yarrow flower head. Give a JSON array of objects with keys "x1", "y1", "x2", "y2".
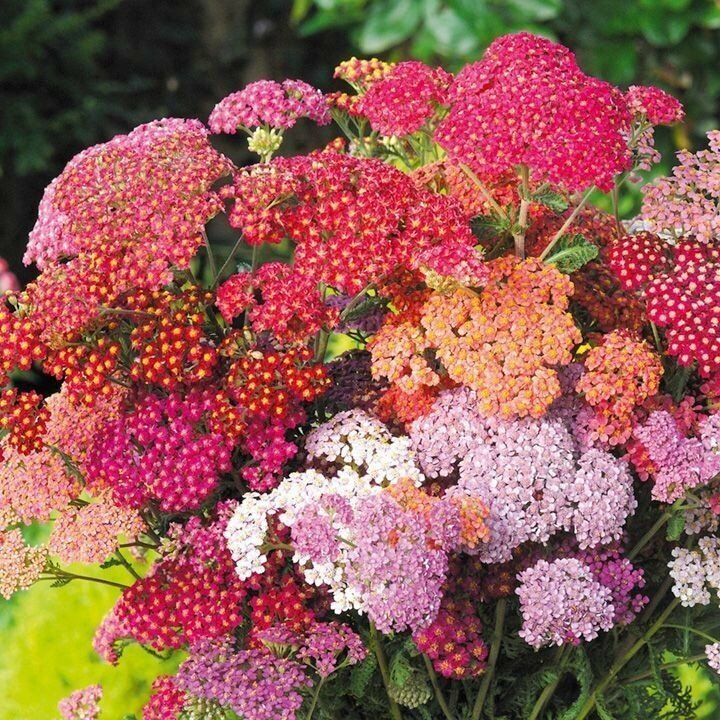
[
  {"x1": 641, "y1": 131, "x2": 720, "y2": 244},
  {"x1": 0, "y1": 529, "x2": 45, "y2": 600},
  {"x1": 435, "y1": 32, "x2": 632, "y2": 192},
  {"x1": 575, "y1": 330, "x2": 663, "y2": 446},
  {"x1": 370, "y1": 257, "x2": 581, "y2": 419},
  {"x1": 58, "y1": 685, "x2": 103, "y2": 720}
]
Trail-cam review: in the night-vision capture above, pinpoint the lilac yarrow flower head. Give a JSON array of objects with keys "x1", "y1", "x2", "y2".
[
  {"x1": 559, "y1": 542, "x2": 649, "y2": 625},
  {"x1": 175, "y1": 637, "x2": 311, "y2": 720},
  {"x1": 344, "y1": 492, "x2": 453, "y2": 634},
  {"x1": 412, "y1": 387, "x2": 636, "y2": 562},
  {"x1": 633, "y1": 410, "x2": 720, "y2": 503},
  {"x1": 707, "y1": 642, "x2": 720, "y2": 674},
  {"x1": 516, "y1": 557, "x2": 616, "y2": 649},
  {"x1": 409, "y1": 386, "x2": 492, "y2": 479},
  {"x1": 297, "y1": 621, "x2": 367, "y2": 677}
]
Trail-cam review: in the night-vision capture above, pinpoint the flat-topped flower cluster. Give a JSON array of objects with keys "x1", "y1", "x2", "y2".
[{"x1": 1, "y1": 31, "x2": 718, "y2": 720}]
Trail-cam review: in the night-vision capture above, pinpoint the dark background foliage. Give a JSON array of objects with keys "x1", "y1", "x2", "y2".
[{"x1": 3, "y1": 0, "x2": 719, "y2": 285}]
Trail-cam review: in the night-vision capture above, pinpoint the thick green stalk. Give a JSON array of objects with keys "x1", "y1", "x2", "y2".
[
  {"x1": 527, "y1": 646, "x2": 568, "y2": 720},
  {"x1": 422, "y1": 654, "x2": 455, "y2": 720},
  {"x1": 539, "y1": 187, "x2": 595, "y2": 261},
  {"x1": 574, "y1": 596, "x2": 681, "y2": 719},
  {"x1": 369, "y1": 622, "x2": 403, "y2": 720},
  {"x1": 471, "y1": 598, "x2": 506, "y2": 720}
]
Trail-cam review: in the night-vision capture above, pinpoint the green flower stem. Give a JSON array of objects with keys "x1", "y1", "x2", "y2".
[
  {"x1": 114, "y1": 549, "x2": 142, "y2": 581},
  {"x1": 539, "y1": 186, "x2": 595, "y2": 261},
  {"x1": 627, "y1": 510, "x2": 671, "y2": 560},
  {"x1": 39, "y1": 571, "x2": 128, "y2": 590},
  {"x1": 574, "y1": 596, "x2": 681, "y2": 719},
  {"x1": 422, "y1": 654, "x2": 455, "y2": 720},
  {"x1": 459, "y1": 163, "x2": 506, "y2": 218},
  {"x1": 471, "y1": 598, "x2": 506, "y2": 720},
  {"x1": 623, "y1": 654, "x2": 707, "y2": 684},
  {"x1": 369, "y1": 622, "x2": 403, "y2": 720},
  {"x1": 305, "y1": 676, "x2": 325, "y2": 720},
  {"x1": 527, "y1": 646, "x2": 569, "y2": 720},
  {"x1": 512, "y1": 165, "x2": 531, "y2": 259},
  {"x1": 212, "y1": 234, "x2": 245, "y2": 286},
  {"x1": 201, "y1": 228, "x2": 217, "y2": 280}
]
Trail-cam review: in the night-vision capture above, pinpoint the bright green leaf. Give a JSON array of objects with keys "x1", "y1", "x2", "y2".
[{"x1": 356, "y1": 0, "x2": 423, "y2": 53}]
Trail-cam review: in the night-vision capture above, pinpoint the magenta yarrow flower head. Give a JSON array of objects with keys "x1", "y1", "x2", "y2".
[
  {"x1": 435, "y1": 32, "x2": 632, "y2": 192},
  {"x1": 208, "y1": 79, "x2": 330, "y2": 134},
  {"x1": 517, "y1": 557, "x2": 616, "y2": 649}
]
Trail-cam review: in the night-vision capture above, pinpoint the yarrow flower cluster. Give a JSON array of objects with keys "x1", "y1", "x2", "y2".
[{"x1": 5, "y1": 33, "x2": 720, "y2": 720}]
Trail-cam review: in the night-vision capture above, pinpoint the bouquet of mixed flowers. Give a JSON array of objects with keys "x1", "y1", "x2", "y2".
[{"x1": 2, "y1": 31, "x2": 720, "y2": 720}]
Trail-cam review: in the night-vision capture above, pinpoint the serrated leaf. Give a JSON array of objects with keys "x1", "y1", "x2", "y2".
[
  {"x1": 50, "y1": 577, "x2": 73, "y2": 588},
  {"x1": 667, "y1": 513, "x2": 685, "y2": 541},
  {"x1": 532, "y1": 189, "x2": 569, "y2": 213},
  {"x1": 545, "y1": 234, "x2": 599, "y2": 274},
  {"x1": 349, "y1": 653, "x2": 377, "y2": 698},
  {"x1": 100, "y1": 557, "x2": 122, "y2": 569}
]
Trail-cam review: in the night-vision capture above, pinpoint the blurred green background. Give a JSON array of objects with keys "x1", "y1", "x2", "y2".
[{"x1": 1, "y1": 1, "x2": 719, "y2": 717}]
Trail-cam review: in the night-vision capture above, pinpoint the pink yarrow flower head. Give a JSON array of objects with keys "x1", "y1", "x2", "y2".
[
  {"x1": 517, "y1": 557, "x2": 616, "y2": 648},
  {"x1": 208, "y1": 79, "x2": 330, "y2": 133},
  {"x1": 641, "y1": 131, "x2": 720, "y2": 244},
  {"x1": 435, "y1": 32, "x2": 632, "y2": 192},
  {"x1": 357, "y1": 61, "x2": 452, "y2": 136},
  {"x1": 58, "y1": 684, "x2": 102, "y2": 720},
  {"x1": 625, "y1": 85, "x2": 684, "y2": 125}
]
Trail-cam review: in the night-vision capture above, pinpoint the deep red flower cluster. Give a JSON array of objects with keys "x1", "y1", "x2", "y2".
[
  {"x1": 0, "y1": 301, "x2": 46, "y2": 384},
  {"x1": 228, "y1": 153, "x2": 483, "y2": 301},
  {"x1": 414, "y1": 595, "x2": 488, "y2": 679},
  {"x1": 607, "y1": 237, "x2": 720, "y2": 386},
  {"x1": 45, "y1": 337, "x2": 122, "y2": 407},
  {"x1": 247, "y1": 577, "x2": 316, "y2": 648},
  {"x1": 125, "y1": 287, "x2": 218, "y2": 390},
  {"x1": 606, "y1": 233, "x2": 671, "y2": 291},
  {"x1": 0, "y1": 389, "x2": 49, "y2": 455},
  {"x1": 436, "y1": 33, "x2": 632, "y2": 192},
  {"x1": 221, "y1": 346, "x2": 329, "y2": 490},
  {"x1": 110, "y1": 515, "x2": 247, "y2": 651}
]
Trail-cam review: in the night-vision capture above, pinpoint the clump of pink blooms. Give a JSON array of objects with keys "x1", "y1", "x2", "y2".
[
  {"x1": 208, "y1": 79, "x2": 330, "y2": 133},
  {"x1": 4, "y1": 31, "x2": 720, "y2": 720},
  {"x1": 58, "y1": 685, "x2": 102, "y2": 720}
]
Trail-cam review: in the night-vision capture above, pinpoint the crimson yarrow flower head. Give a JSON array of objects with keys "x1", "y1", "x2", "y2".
[{"x1": 435, "y1": 32, "x2": 632, "y2": 192}]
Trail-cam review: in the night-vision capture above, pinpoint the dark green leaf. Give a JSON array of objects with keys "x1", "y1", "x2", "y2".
[
  {"x1": 50, "y1": 577, "x2": 73, "y2": 588},
  {"x1": 532, "y1": 189, "x2": 569, "y2": 213},
  {"x1": 667, "y1": 513, "x2": 685, "y2": 541},
  {"x1": 545, "y1": 234, "x2": 599, "y2": 274},
  {"x1": 100, "y1": 557, "x2": 122, "y2": 570}
]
